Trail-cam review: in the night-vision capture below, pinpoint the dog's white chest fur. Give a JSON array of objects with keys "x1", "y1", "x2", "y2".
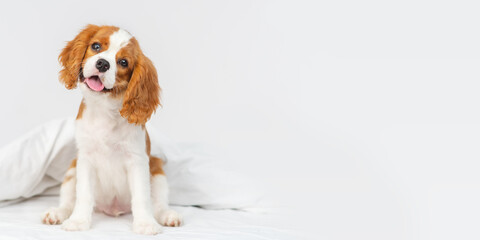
[{"x1": 75, "y1": 95, "x2": 145, "y2": 216}]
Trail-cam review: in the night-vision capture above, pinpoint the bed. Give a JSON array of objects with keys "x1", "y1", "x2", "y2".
[
  {"x1": 0, "y1": 119, "x2": 301, "y2": 239},
  {"x1": 0, "y1": 195, "x2": 298, "y2": 240}
]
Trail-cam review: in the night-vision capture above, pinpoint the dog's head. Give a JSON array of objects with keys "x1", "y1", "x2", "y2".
[{"x1": 59, "y1": 24, "x2": 160, "y2": 125}]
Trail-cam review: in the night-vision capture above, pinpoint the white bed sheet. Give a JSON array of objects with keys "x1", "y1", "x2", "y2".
[{"x1": 0, "y1": 196, "x2": 300, "y2": 240}]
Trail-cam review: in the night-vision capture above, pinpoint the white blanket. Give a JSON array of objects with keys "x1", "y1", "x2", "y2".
[
  {"x1": 0, "y1": 118, "x2": 260, "y2": 209},
  {"x1": 0, "y1": 196, "x2": 298, "y2": 240}
]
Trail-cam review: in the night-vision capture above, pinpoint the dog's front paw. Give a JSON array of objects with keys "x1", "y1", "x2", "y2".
[
  {"x1": 133, "y1": 219, "x2": 162, "y2": 235},
  {"x1": 42, "y1": 207, "x2": 71, "y2": 225},
  {"x1": 61, "y1": 217, "x2": 91, "y2": 231},
  {"x1": 156, "y1": 209, "x2": 182, "y2": 227}
]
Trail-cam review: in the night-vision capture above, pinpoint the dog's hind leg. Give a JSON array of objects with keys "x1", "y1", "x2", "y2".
[
  {"x1": 149, "y1": 156, "x2": 182, "y2": 227},
  {"x1": 42, "y1": 159, "x2": 77, "y2": 225}
]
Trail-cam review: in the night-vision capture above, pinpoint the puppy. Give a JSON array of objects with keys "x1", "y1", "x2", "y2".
[{"x1": 42, "y1": 25, "x2": 181, "y2": 235}]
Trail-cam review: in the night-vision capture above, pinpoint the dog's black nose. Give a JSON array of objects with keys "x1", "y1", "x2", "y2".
[{"x1": 95, "y1": 59, "x2": 110, "y2": 72}]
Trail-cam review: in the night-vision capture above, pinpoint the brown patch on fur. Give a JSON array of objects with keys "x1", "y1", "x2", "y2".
[
  {"x1": 145, "y1": 130, "x2": 151, "y2": 155},
  {"x1": 149, "y1": 156, "x2": 165, "y2": 176},
  {"x1": 81, "y1": 26, "x2": 119, "y2": 68},
  {"x1": 62, "y1": 159, "x2": 77, "y2": 183},
  {"x1": 109, "y1": 41, "x2": 138, "y2": 98},
  {"x1": 145, "y1": 130, "x2": 165, "y2": 175},
  {"x1": 69, "y1": 159, "x2": 77, "y2": 168},
  {"x1": 63, "y1": 175, "x2": 74, "y2": 183},
  {"x1": 119, "y1": 38, "x2": 161, "y2": 125},
  {"x1": 58, "y1": 24, "x2": 119, "y2": 89},
  {"x1": 76, "y1": 100, "x2": 86, "y2": 120}
]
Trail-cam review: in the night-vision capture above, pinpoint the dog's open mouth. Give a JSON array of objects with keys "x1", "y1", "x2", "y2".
[
  {"x1": 84, "y1": 75, "x2": 104, "y2": 92},
  {"x1": 82, "y1": 75, "x2": 112, "y2": 92}
]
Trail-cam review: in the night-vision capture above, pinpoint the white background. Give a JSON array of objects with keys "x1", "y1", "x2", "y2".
[{"x1": 0, "y1": 0, "x2": 479, "y2": 239}]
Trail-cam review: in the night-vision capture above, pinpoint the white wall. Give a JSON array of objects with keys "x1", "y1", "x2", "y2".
[{"x1": 0, "y1": 0, "x2": 479, "y2": 239}]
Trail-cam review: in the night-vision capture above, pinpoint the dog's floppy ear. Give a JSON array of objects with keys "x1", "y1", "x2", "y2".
[
  {"x1": 58, "y1": 24, "x2": 100, "y2": 89},
  {"x1": 120, "y1": 48, "x2": 161, "y2": 125}
]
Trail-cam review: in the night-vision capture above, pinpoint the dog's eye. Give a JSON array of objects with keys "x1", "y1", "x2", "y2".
[
  {"x1": 118, "y1": 59, "x2": 128, "y2": 67},
  {"x1": 91, "y1": 43, "x2": 101, "y2": 51}
]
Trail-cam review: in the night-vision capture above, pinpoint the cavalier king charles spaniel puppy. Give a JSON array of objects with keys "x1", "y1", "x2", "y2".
[{"x1": 41, "y1": 24, "x2": 181, "y2": 235}]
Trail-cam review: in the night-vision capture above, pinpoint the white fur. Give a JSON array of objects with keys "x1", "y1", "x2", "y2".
[
  {"x1": 63, "y1": 91, "x2": 162, "y2": 234},
  {"x1": 42, "y1": 29, "x2": 181, "y2": 235},
  {"x1": 42, "y1": 168, "x2": 76, "y2": 225},
  {"x1": 83, "y1": 29, "x2": 132, "y2": 89},
  {"x1": 152, "y1": 175, "x2": 182, "y2": 227}
]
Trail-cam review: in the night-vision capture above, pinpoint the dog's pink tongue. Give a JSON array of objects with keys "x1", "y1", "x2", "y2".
[{"x1": 85, "y1": 77, "x2": 104, "y2": 92}]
